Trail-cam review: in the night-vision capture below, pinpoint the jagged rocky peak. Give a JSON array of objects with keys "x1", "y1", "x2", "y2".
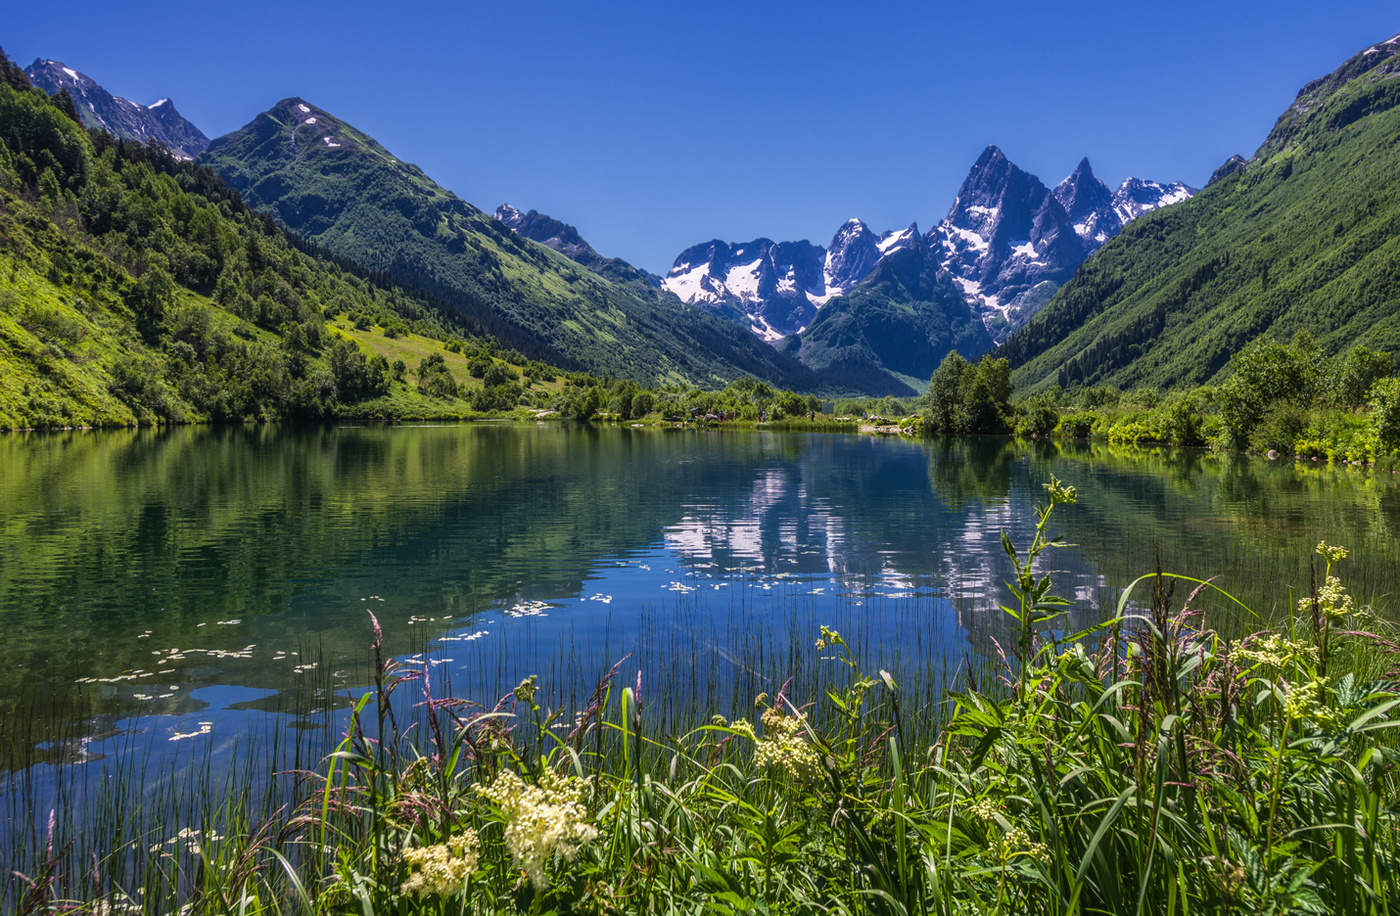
[
  {"x1": 932, "y1": 147, "x2": 1195, "y2": 342},
  {"x1": 1209, "y1": 154, "x2": 1248, "y2": 185},
  {"x1": 823, "y1": 218, "x2": 880, "y2": 296},
  {"x1": 1053, "y1": 157, "x2": 1117, "y2": 247},
  {"x1": 664, "y1": 215, "x2": 930, "y2": 342},
  {"x1": 494, "y1": 203, "x2": 598, "y2": 261},
  {"x1": 24, "y1": 58, "x2": 209, "y2": 159}
]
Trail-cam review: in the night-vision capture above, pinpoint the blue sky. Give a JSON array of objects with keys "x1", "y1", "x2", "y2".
[{"x1": 6, "y1": 1, "x2": 1398, "y2": 272}]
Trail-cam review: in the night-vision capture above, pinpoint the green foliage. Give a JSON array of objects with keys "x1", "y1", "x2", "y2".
[
  {"x1": 783, "y1": 247, "x2": 992, "y2": 395},
  {"x1": 416, "y1": 353, "x2": 458, "y2": 399},
  {"x1": 199, "y1": 99, "x2": 818, "y2": 391},
  {"x1": 1008, "y1": 37, "x2": 1400, "y2": 393},
  {"x1": 1369, "y1": 376, "x2": 1400, "y2": 451},
  {"x1": 0, "y1": 54, "x2": 533, "y2": 428},
  {"x1": 921, "y1": 351, "x2": 1013, "y2": 434},
  {"x1": 1326, "y1": 344, "x2": 1394, "y2": 408}
]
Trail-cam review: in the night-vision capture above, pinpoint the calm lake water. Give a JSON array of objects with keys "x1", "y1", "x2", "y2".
[{"x1": 3, "y1": 424, "x2": 1399, "y2": 796}]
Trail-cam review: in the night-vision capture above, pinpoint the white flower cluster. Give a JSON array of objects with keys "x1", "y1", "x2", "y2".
[
  {"x1": 1230, "y1": 634, "x2": 1317, "y2": 672},
  {"x1": 732, "y1": 707, "x2": 822, "y2": 784},
  {"x1": 475, "y1": 769, "x2": 597, "y2": 888},
  {"x1": 1299, "y1": 575, "x2": 1357, "y2": 622},
  {"x1": 401, "y1": 831, "x2": 481, "y2": 897}
]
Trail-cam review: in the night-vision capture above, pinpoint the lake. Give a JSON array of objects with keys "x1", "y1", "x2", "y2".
[{"x1": 2, "y1": 424, "x2": 1399, "y2": 809}]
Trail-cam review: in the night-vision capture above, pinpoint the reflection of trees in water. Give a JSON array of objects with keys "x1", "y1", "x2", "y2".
[
  {"x1": 0, "y1": 426, "x2": 793, "y2": 755},
  {"x1": 7, "y1": 427, "x2": 1398, "y2": 763},
  {"x1": 1024, "y1": 442, "x2": 1400, "y2": 632}
]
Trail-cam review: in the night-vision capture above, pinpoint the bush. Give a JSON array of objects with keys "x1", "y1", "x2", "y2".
[
  {"x1": 1250, "y1": 402, "x2": 1309, "y2": 454},
  {"x1": 1056, "y1": 413, "x2": 1096, "y2": 439},
  {"x1": 416, "y1": 353, "x2": 458, "y2": 399},
  {"x1": 1369, "y1": 376, "x2": 1400, "y2": 453}
]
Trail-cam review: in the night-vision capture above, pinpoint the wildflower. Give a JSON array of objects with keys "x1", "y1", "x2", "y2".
[
  {"x1": 1300, "y1": 575, "x2": 1357, "y2": 621},
  {"x1": 967, "y1": 797, "x2": 999, "y2": 822},
  {"x1": 1044, "y1": 476, "x2": 1078, "y2": 506},
  {"x1": 815, "y1": 625, "x2": 843, "y2": 652},
  {"x1": 401, "y1": 830, "x2": 481, "y2": 897},
  {"x1": 999, "y1": 825, "x2": 1051, "y2": 866},
  {"x1": 1281, "y1": 677, "x2": 1336, "y2": 727},
  {"x1": 513, "y1": 675, "x2": 539, "y2": 705},
  {"x1": 475, "y1": 769, "x2": 597, "y2": 889},
  {"x1": 752, "y1": 707, "x2": 821, "y2": 784},
  {"x1": 1315, "y1": 541, "x2": 1349, "y2": 564},
  {"x1": 1230, "y1": 634, "x2": 1317, "y2": 671}
]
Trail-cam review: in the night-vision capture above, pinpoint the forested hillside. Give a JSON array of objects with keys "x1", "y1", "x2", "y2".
[
  {"x1": 199, "y1": 99, "x2": 819, "y2": 390},
  {"x1": 0, "y1": 51, "x2": 549, "y2": 429},
  {"x1": 1004, "y1": 33, "x2": 1400, "y2": 392}
]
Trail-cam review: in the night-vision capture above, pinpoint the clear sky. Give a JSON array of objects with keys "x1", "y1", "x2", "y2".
[{"x1": 5, "y1": 1, "x2": 1398, "y2": 273}]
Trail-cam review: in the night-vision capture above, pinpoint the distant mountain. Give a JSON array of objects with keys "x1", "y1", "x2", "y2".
[
  {"x1": 661, "y1": 219, "x2": 921, "y2": 340},
  {"x1": 24, "y1": 59, "x2": 208, "y2": 159},
  {"x1": 930, "y1": 147, "x2": 1193, "y2": 341},
  {"x1": 780, "y1": 246, "x2": 992, "y2": 395},
  {"x1": 200, "y1": 99, "x2": 818, "y2": 389},
  {"x1": 1003, "y1": 31, "x2": 1400, "y2": 392},
  {"x1": 664, "y1": 151, "x2": 1191, "y2": 353},
  {"x1": 493, "y1": 203, "x2": 662, "y2": 287}
]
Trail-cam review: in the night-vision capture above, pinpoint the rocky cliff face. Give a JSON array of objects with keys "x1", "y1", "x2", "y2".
[{"x1": 24, "y1": 59, "x2": 208, "y2": 159}]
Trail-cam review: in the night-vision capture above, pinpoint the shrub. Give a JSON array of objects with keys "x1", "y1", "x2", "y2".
[{"x1": 1369, "y1": 376, "x2": 1400, "y2": 453}]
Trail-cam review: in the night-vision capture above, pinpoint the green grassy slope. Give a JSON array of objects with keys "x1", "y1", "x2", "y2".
[
  {"x1": 200, "y1": 99, "x2": 819, "y2": 390},
  {"x1": 0, "y1": 59, "x2": 546, "y2": 429},
  {"x1": 1003, "y1": 33, "x2": 1400, "y2": 392}
]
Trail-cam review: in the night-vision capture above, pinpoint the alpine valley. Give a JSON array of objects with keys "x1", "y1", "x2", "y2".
[{"x1": 4, "y1": 29, "x2": 1400, "y2": 409}]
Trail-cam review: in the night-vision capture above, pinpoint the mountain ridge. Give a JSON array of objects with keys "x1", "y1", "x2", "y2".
[
  {"x1": 23, "y1": 58, "x2": 208, "y2": 159},
  {"x1": 1002, "y1": 30, "x2": 1400, "y2": 392},
  {"x1": 199, "y1": 98, "x2": 821, "y2": 390}
]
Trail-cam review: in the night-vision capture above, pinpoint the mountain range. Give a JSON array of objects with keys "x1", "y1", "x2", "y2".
[
  {"x1": 23, "y1": 58, "x2": 208, "y2": 159},
  {"x1": 196, "y1": 98, "x2": 816, "y2": 389},
  {"x1": 662, "y1": 151, "x2": 1193, "y2": 346},
  {"x1": 13, "y1": 30, "x2": 1400, "y2": 401}
]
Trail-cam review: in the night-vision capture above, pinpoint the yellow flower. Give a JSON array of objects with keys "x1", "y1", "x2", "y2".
[
  {"x1": 475, "y1": 769, "x2": 597, "y2": 889},
  {"x1": 401, "y1": 830, "x2": 481, "y2": 897},
  {"x1": 1315, "y1": 542, "x2": 1349, "y2": 565},
  {"x1": 1299, "y1": 575, "x2": 1357, "y2": 621},
  {"x1": 1281, "y1": 677, "x2": 1335, "y2": 727},
  {"x1": 1230, "y1": 634, "x2": 1317, "y2": 671}
]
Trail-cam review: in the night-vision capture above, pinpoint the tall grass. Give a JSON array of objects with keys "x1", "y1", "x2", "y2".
[{"x1": 8, "y1": 478, "x2": 1400, "y2": 913}]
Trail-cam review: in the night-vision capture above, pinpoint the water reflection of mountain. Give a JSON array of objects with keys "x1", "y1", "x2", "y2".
[
  {"x1": 0, "y1": 426, "x2": 811, "y2": 753},
  {"x1": 5, "y1": 426, "x2": 1398, "y2": 764}
]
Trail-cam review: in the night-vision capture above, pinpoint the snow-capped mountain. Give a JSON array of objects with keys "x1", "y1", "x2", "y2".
[
  {"x1": 666, "y1": 149, "x2": 1192, "y2": 346},
  {"x1": 929, "y1": 146, "x2": 1086, "y2": 341},
  {"x1": 24, "y1": 59, "x2": 208, "y2": 159},
  {"x1": 931, "y1": 147, "x2": 1195, "y2": 341},
  {"x1": 662, "y1": 219, "x2": 920, "y2": 341}
]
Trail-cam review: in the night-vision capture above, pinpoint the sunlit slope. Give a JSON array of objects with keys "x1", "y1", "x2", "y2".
[
  {"x1": 1004, "y1": 33, "x2": 1400, "y2": 391},
  {"x1": 201, "y1": 99, "x2": 818, "y2": 390}
]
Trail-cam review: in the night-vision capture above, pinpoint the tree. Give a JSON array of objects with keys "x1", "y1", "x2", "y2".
[
  {"x1": 1217, "y1": 337, "x2": 1321, "y2": 448},
  {"x1": 417, "y1": 353, "x2": 458, "y2": 399},
  {"x1": 925, "y1": 352, "x2": 970, "y2": 432}
]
